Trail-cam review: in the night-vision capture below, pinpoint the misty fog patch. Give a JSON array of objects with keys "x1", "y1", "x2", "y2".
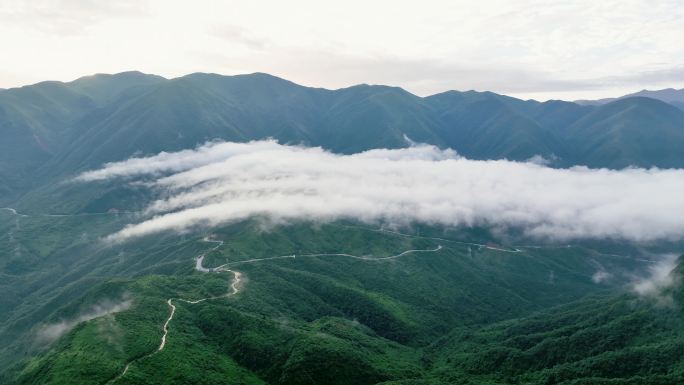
[
  {"x1": 35, "y1": 295, "x2": 133, "y2": 345},
  {"x1": 632, "y1": 254, "x2": 680, "y2": 306}
]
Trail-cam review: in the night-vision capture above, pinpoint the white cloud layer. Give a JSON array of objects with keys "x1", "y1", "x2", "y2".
[{"x1": 76, "y1": 140, "x2": 684, "y2": 243}]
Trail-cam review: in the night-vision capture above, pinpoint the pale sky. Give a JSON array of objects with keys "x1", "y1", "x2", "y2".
[{"x1": 1, "y1": 0, "x2": 683, "y2": 101}]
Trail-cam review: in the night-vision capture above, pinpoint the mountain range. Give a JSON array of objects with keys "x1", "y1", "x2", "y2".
[
  {"x1": 2, "y1": 71, "x2": 684, "y2": 207},
  {"x1": 1, "y1": 73, "x2": 684, "y2": 384}
]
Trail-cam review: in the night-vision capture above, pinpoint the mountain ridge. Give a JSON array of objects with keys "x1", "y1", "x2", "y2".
[
  {"x1": 2, "y1": 71, "x2": 684, "y2": 208},
  {"x1": 576, "y1": 87, "x2": 684, "y2": 109}
]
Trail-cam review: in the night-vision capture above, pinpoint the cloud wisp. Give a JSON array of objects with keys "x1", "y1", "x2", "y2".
[
  {"x1": 76, "y1": 140, "x2": 684, "y2": 243},
  {"x1": 632, "y1": 254, "x2": 680, "y2": 305},
  {"x1": 35, "y1": 296, "x2": 132, "y2": 344}
]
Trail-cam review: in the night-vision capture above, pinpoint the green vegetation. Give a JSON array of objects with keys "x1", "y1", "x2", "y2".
[
  {"x1": 2, "y1": 213, "x2": 679, "y2": 385},
  {"x1": 427, "y1": 291, "x2": 684, "y2": 384}
]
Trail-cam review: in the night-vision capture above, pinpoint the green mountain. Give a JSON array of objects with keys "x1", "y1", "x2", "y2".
[
  {"x1": 562, "y1": 97, "x2": 684, "y2": 168},
  {"x1": 425, "y1": 91, "x2": 569, "y2": 161},
  {"x1": 429, "y1": 256, "x2": 684, "y2": 384},
  {"x1": 2, "y1": 72, "x2": 684, "y2": 207},
  {"x1": 1, "y1": 72, "x2": 684, "y2": 384}
]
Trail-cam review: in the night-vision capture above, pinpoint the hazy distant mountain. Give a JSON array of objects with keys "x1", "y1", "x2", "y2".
[
  {"x1": 623, "y1": 88, "x2": 684, "y2": 104},
  {"x1": 2, "y1": 72, "x2": 684, "y2": 205},
  {"x1": 576, "y1": 88, "x2": 684, "y2": 111}
]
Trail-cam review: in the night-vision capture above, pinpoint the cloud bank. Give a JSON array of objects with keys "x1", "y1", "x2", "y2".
[{"x1": 76, "y1": 140, "x2": 684, "y2": 243}]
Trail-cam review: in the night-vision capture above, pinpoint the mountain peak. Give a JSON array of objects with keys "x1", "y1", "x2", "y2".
[{"x1": 72, "y1": 70, "x2": 165, "y2": 82}]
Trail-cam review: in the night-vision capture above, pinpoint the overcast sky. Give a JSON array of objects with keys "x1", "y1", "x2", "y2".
[{"x1": 1, "y1": 0, "x2": 683, "y2": 100}]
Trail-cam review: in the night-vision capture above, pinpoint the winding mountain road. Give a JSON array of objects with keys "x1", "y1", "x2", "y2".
[
  {"x1": 0, "y1": 208, "x2": 558, "y2": 254},
  {"x1": 1, "y1": 207, "x2": 137, "y2": 218},
  {"x1": 107, "y1": 238, "x2": 238, "y2": 384},
  {"x1": 355, "y1": 226, "x2": 524, "y2": 253},
  {"x1": 296, "y1": 245, "x2": 443, "y2": 261},
  {"x1": 214, "y1": 245, "x2": 443, "y2": 268},
  {"x1": 158, "y1": 268, "x2": 242, "y2": 350},
  {"x1": 0, "y1": 207, "x2": 24, "y2": 217},
  {"x1": 4, "y1": 205, "x2": 648, "y2": 384},
  {"x1": 106, "y1": 237, "x2": 444, "y2": 384}
]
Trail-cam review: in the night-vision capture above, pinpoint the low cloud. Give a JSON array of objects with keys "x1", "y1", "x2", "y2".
[
  {"x1": 35, "y1": 296, "x2": 132, "y2": 344},
  {"x1": 632, "y1": 254, "x2": 680, "y2": 305},
  {"x1": 592, "y1": 270, "x2": 612, "y2": 284},
  {"x1": 525, "y1": 154, "x2": 558, "y2": 166},
  {"x1": 75, "y1": 140, "x2": 684, "y2": 243}
]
